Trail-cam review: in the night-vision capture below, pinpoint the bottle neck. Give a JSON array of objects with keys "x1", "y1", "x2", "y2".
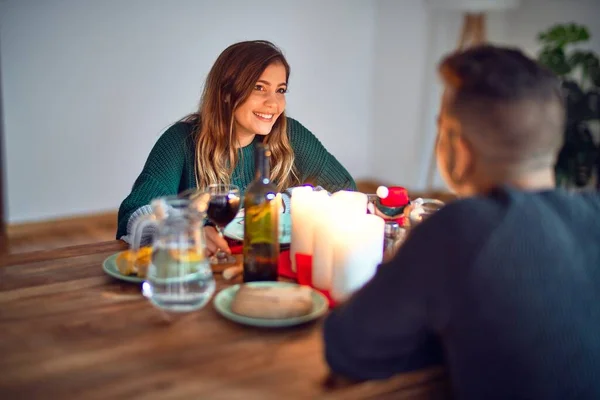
[{"x1": 255, "y1": 145, "x2": 271, "y2": 182}]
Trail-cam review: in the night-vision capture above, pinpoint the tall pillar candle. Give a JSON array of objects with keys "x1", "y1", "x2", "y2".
[
  {"x1": 330, "y1": 214, "x2": 385, "y2": 303},
  {"x1": 311, "y1": 195, "x2": 335, "y2": 290},
  {"x1": 312, "y1": 191, "x2": 367, "y2": 291},
  {"x1": 330, "y1": 190, "x2": 368, "y2": 215},
  {"x1": 290, "y1": 187, "x2": 328, "y2": 272}
]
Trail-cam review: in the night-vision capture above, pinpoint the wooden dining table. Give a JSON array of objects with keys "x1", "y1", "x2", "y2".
[{"x1": 0, "y1": 240, "x2": 450, "y2": 399}]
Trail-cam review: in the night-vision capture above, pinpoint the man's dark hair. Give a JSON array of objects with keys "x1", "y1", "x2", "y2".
[{"x1": 438, "y1": 45, "x2": 565, "y2": 172}]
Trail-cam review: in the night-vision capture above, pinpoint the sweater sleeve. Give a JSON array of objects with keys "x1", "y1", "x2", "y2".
[
  {"x1": 287, "y1": 118, "x2": 357, "y2": 192},
  {"x1": 322, "y1": 220, "x2": 445, "y2": 380},
  {"x1": 116, "y1": 122, "x2": 194, "y2": 240}
]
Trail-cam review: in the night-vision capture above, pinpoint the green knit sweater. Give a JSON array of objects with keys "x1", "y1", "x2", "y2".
[{"x1": 116, "y1": 117, "x2": 356, "y2": 239}]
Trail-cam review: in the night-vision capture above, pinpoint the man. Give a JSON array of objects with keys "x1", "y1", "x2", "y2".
[{"x1": 323, "y1": 45, "x2": 600, "y2": 399}]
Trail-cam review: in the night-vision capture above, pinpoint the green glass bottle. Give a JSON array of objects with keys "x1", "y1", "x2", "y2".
[{"x1": 243, "y1": 143, "x2": 280, "y2": 282}]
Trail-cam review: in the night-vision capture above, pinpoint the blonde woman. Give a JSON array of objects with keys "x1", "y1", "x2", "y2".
[{"x1": 117, "y1": 40, "x2": 356, "y2": 254}]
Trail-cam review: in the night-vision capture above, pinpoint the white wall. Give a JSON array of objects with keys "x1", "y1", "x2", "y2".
[
  {"x1": 0, "y1": 0, "x2": 375, "y2": 223},
  {"x1": 369, "y1": 0, "x2": 432, "y2": 189},
  {"x1": 2, "y1": 0, "x2": 599, "y2": 223}
]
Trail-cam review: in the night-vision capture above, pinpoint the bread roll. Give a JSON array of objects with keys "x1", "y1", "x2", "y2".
[{"x1": 231, "y1": 285, "x2": 313, "y2": 319}]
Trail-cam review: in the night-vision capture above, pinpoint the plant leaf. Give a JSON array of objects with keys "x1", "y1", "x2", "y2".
[
  {"x1": 569, "y1": 24, "x2": 590, "y2": 43},
  {"x1": 568, "y1": 51, "x2": 599, "y2": 86},
  {"x1": 537, "y1": 23, "x2": 590, "y2": 47},
  {"x1": 568, "y1": 51, "x2": 599, "y2": 68},
  {"x1": 539, "y1": 47, "x2": 571, "y2": 75}
]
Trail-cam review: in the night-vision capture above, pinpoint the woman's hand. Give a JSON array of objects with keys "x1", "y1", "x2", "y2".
[{"x1": 203, "y1": 226, "x2": 231, "y2": 256}]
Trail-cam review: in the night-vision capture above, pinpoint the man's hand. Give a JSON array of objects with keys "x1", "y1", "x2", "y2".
[{"x1": 203, "y1": 226, "x2": 231, "y2": 256}]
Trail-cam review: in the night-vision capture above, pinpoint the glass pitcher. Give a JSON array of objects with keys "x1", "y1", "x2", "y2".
[{"x1": 131, "y1": 192, "x2": 216, "y2": 313}]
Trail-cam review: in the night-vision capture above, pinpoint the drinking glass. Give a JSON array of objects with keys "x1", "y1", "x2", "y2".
[{"x1": 206, "y1": 184, "x2": 241, "y2": 264}]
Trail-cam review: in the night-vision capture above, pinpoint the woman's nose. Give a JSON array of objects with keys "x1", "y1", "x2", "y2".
[{"x1": 264, "y1": 92, "x2": 281, "y2": 107}]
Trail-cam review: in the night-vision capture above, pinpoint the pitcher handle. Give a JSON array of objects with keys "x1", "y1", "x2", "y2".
[{"x1": 130, "y1": 214, "x2": 158, "y2": 252}]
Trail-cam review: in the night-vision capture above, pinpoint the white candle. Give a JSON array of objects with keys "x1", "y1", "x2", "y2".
[
  {"x1": 290, "y1": 187, "x2": 328, "y2": 272},
  {"x1": 330, "y1": 214, "x2": 385, "y2": 303},
  {"x1": 312, "y1": 191, "x2": 370, "y2": 291},
  {"x1": 311, "y1": 195, "x2": 334, "y2": 290},
  {"x1": 330, "y1": 190, "x2": 368, "y2": 215}
]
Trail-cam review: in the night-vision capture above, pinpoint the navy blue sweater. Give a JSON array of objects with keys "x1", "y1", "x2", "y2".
[{"x1": 324, "y1": 187, "x2": 600, "y2": 399}]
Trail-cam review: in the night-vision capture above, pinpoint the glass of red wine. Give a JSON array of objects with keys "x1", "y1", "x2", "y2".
[{"x1": 206, "y1": 183, "x2": 241, "y2": 265}]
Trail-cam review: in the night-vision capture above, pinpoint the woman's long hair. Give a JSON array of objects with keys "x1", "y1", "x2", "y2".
[{"x1": 183, "y1": 40, "x2": 298, "y2": 192}]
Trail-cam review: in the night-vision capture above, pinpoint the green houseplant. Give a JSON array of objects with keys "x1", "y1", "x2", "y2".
[{"x1": 537, "y1": 23, "x2": 600, "y2": 188}]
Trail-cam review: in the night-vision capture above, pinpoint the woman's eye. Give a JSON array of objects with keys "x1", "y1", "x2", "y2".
[
  {"x1": 277, "y1": 88, "x2": 288, "y2": 94},
  {"x1": 254, "y1": 84, "x2": 264, "y2": 91}
]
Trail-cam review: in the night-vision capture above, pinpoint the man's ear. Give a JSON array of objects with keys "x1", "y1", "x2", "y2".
[{"x1": 452, "y1": 134, "x2": 473, "y2": 183}]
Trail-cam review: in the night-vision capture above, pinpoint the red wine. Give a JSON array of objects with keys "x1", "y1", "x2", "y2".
[{"x1": 207, "y1": 195, "x2": 240, "y2": 227}]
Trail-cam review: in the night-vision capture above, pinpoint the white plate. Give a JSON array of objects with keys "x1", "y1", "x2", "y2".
[{"x1": 223, "y1": 211, "x2": 291, "y2": 244}]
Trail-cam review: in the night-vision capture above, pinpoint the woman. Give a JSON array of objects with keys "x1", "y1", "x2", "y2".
[{"x1": 117, "y1": 40, "x2": 356, "y2": 254}]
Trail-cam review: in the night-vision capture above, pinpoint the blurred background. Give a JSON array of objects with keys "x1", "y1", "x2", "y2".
[{"x1": 1, "y1": 0, "x2": 599, "y2": 251}]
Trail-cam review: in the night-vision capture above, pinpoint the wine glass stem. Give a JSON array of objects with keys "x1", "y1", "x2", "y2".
[{"x1": 215, "y1": 226, "x2": 228, "y2": 259}]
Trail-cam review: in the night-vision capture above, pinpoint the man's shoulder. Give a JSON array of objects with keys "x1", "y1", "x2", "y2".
[
  {"x1": 426, "y1": 187, "x2": 600, "y2": 242},
  {"x1": 408, "y1": 191, "x2": 512, "y2": 255},
  {"x1": 432, "y1": 186, "x2": 565, "y2": 223},
  {"x1": 430, "y1": 193, "x2": 509, "y2": 231},
  {"x1": 541, "y1": 188, "x2": 600, "y2": 214},
  {"x1": 400, "y1": 195, "x2": 504, "y2": 251}
]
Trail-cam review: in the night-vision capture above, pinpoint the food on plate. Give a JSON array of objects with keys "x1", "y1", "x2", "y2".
[
  {"x1": 168, "y1": 249, "x2": 205, "y2": 263},
  {"x1": 230, "y1": 285, "x2": 313, "y2": 319},
  {"x1": 115, "y1": 247, "x2": 152, "y2": 277}
]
